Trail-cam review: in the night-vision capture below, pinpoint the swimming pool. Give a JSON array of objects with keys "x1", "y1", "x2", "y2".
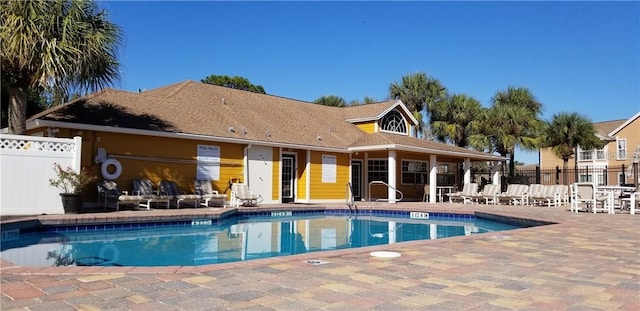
[{"x1": 1, "y1": 210, "x2": 523, "y2": 267}]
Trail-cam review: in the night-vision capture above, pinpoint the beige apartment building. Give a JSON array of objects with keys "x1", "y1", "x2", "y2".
[{"x1": 539, "y1": 112, "x2": 640, "y2": 186}]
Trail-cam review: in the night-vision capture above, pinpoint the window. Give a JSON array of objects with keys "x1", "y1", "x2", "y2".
[
  {"x1": 617, "y1": 138, "x2": 626, "y2": 160},
  {"x1": 367, "y1": 159, "x2": 388, "y2": 183},
  {"x1": 596, "y1": 148, "x2": 606, "y2": 160},
  {"x1": 579, "y1": 149, "x2": 593, "y2": 161},
  {"x1": 579, "y1": 174, "x2": 592, "y2": 183},
  {"x1": 401, "y1": 160, "x2": 429, "y2": 184},
  {"x1": 380, "y1": 110, "x2": 407, "y2": 134}
]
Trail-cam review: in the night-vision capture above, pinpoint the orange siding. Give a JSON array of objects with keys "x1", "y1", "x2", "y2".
[
  {"x1": 355, "y1": 122, "x2": 376, "y2": 133},
  {"x1": 83, "y1": 131, "x2": 244, "y2": 197},
  {"x1": 309, "y1": 152, "x2": 349, "y2": 200},
  {"x1": 296, "y1": 150, "x2": 307, "y2": 200},
  {"x1": 272, "y1": 148, "x2": 280, "y2": 201}
]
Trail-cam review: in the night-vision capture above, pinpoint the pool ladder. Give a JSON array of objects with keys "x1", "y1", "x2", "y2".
[{"x1": 345, "y1": 182, "x2": 358, "y2": 213}]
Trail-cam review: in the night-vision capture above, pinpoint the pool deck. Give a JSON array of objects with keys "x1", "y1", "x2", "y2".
[{"x1": 1, "y1": 202, "x2": 639, "y2": 310}]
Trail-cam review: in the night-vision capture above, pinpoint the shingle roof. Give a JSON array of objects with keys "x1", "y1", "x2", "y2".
[
  {"x1": 30, "y1": 80, "x2": 503, "y2": 160},
  {"x1": 340, "y1": 100, "x2": 398, "y2": 120},
  {"x1": 593, "y1": 119, "x2": 626, "y2": 138},
  {"x1": 349, "y1": 132, "x2": 502, "y2": 160}
]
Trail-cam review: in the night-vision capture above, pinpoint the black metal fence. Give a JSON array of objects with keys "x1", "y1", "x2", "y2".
[{"x1": 471, "y1": 164, "x2": 640, "y2": 189}]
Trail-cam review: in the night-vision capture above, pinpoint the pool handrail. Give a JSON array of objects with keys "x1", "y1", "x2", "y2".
[{"x1": 368, "y1": 180, "x2": 404, "y2": 203}]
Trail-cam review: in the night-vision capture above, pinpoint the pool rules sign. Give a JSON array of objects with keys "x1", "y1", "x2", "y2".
[
  {"x1": 197, "y1": 145, "x2": 220, "y2": 181},
  {"x1": 322, "y1": 154, "x2": 337, "y2": 183}
]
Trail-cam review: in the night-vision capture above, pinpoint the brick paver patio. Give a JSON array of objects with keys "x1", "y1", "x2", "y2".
[{"x1": 1, "y1": 203, "x2": 639, "y2": 310}]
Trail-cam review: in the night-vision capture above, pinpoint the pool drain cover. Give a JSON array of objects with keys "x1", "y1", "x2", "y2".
[
  {"x1": 370, "y1": 251, "x2": 401, "y2": 258},
  {"x1": 306, "y1": 259, "x2": 330, "y2": 265}
]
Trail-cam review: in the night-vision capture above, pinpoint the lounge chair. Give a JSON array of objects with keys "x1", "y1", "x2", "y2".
[
  {"x1": 231, "y1": 183, "x2": 260, "y2": 207},
  {"x1": 467, "y1": 184, "x2": 500, "y2": 205},
  {"x1": 570, "y1": 183, "x2": 609, "y2": 213},
  {"x1": 448, "y1": 183, "x2": 478, "y2": 204},
  {"x1": 530, "y1": 185, "x2": 569, "y2": 207},
  {"x1": 159, "y1": 180, "x2": 201, "y2": 208},
  {"x1": 132, "y1": 178, "x2": 171, "y2": 210},
  {"x1": 97, "y1": 180, "x2": 143, "y2": 211},
  {"x1": 195, "y1": 180, "x2": 227, "y2": 207},
  {"x1": 529, "y1": 184, "x2": 554, "y2": 206},
  {"x1": 527, "y1": 184, "x2": 545, "y2": 201},
  {"x1": 496, "y1": 184, "x2": 529, "y2": 205}
]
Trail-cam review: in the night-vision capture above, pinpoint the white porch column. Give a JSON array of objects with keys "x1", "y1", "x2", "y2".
[
  {"x1": 491, "y1": 161, "x2": 501, "y2": 185},
  {"x1": 464, "y1": 158, "x2": 471, "y2": 184},
  {"x1": 306, "y1": 150, "x2": 311, "y2": 203},
  {"x1": 72, "y1": 136, "x2": 82, "y2": 172},
  {"x1": 388, "y1": 150, "x2": 397, "y2": 203},
  {"x1": 429, "y1": 154, "x2": 437, "y2": 203}
]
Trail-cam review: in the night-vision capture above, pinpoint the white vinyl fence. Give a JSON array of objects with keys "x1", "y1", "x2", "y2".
[{"x1": 0, "y1": 134, "x2": 82, "y2": 216}]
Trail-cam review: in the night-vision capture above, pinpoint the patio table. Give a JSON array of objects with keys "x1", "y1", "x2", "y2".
[
  {"x1": 597, "y1": 185, "x2": 636, "y2": 214},
  {"x1": 437, "y1": 186, "x2": 456, "y2": 202}
]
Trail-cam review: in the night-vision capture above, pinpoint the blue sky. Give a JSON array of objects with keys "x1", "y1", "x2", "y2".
[{"x1": 100, "y1": 1, "x2": 640, "y2": 165}]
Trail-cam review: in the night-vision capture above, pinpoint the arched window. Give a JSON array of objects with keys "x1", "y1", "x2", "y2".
[{"x1": 380, "y1": 110, "x2": 407, "y2": 134}]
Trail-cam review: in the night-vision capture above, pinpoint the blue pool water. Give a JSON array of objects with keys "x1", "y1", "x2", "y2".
[{"x1": 1, "y1": 211, "x2": 522, "y2": 267}]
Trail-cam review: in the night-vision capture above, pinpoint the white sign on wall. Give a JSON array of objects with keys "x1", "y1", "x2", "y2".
[
  {"x1": 322, "y1": 154, "x2": 337, "y2": 183},
  {"x1": 197, "y1": 145, "x2": 220, "y2": 180}
]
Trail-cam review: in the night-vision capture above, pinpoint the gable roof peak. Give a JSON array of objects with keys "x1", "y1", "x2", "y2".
[{"x1": 608, "y1": 111, "x2": 640, "y2": 136}]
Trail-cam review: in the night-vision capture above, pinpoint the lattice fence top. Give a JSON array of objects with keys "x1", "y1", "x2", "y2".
[{"x1": 0, "y1": 137, "x2": 76, "y2": 153}]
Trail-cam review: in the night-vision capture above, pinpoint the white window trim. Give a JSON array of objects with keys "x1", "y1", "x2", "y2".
[
  {"x1": 616, "y1": 138, "x2": 627, "y2": 160},
  {"x1": 379, "y1": 110, "x2": 408, "y2": 135}
]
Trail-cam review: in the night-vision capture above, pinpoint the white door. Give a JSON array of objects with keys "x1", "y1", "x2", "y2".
[{"x1": 247, "y1": 145, "x2": 273, "y2": 204}]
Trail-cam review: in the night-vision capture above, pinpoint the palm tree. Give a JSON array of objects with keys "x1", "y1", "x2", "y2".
[
  {"x1": 1, "y1": 0, "x2": 122, "y2": 134},
  {"x1": 349, "y1": 96, "x2": 376, "y2": 106},
  {"x1": 470, "y1": 88, "x2": 544, "y2": 180},
  {"x1": 389, "y1": 72, "x2": 447, "y2": 138},
  {"x1": 544, "y1": 112, "x2": 603, "y2": 184},
  {"x1": 493, "y1": 87, "x2": 544, "y2": 179},
  {"x1": 313, "y1": 95, "x2": 347, "y2": 107},
  {"x1": 430, "y1": 94, "x2": 483, "y2": 148}
]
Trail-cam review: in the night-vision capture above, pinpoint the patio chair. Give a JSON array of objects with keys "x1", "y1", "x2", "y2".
[
  {"x1": 97, "y1": 180, "x2": 143, "y2": 211},
  {"x1": 448, "y1": 183, "x2": 478, "y2": 204},
  {"x1": 231, "y1": 183, "x2": 260, "y2": 207},
  {"x1": 620, "y1": 192, "x2": 639, "y2": 215},
  {"x1": 132, "y1": 178, "x2": 171, "y2": 210},
  {"x1": 571, "y1": 183, "x2": 609, "y2": 213},
  {"x1": 159, "y1": 180, "x2": 201, "y2": 209},
  {"x1": 422, "y1": 184, "x2": 430, "y2": 202},
  {"x1": 195, "y1": 180, "x2": 227, "y2": 207}
]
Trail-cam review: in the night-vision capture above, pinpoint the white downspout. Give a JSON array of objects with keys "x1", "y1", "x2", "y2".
[{"x1": 243, "y1": 144, "x2": 251, "y2": 184}]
